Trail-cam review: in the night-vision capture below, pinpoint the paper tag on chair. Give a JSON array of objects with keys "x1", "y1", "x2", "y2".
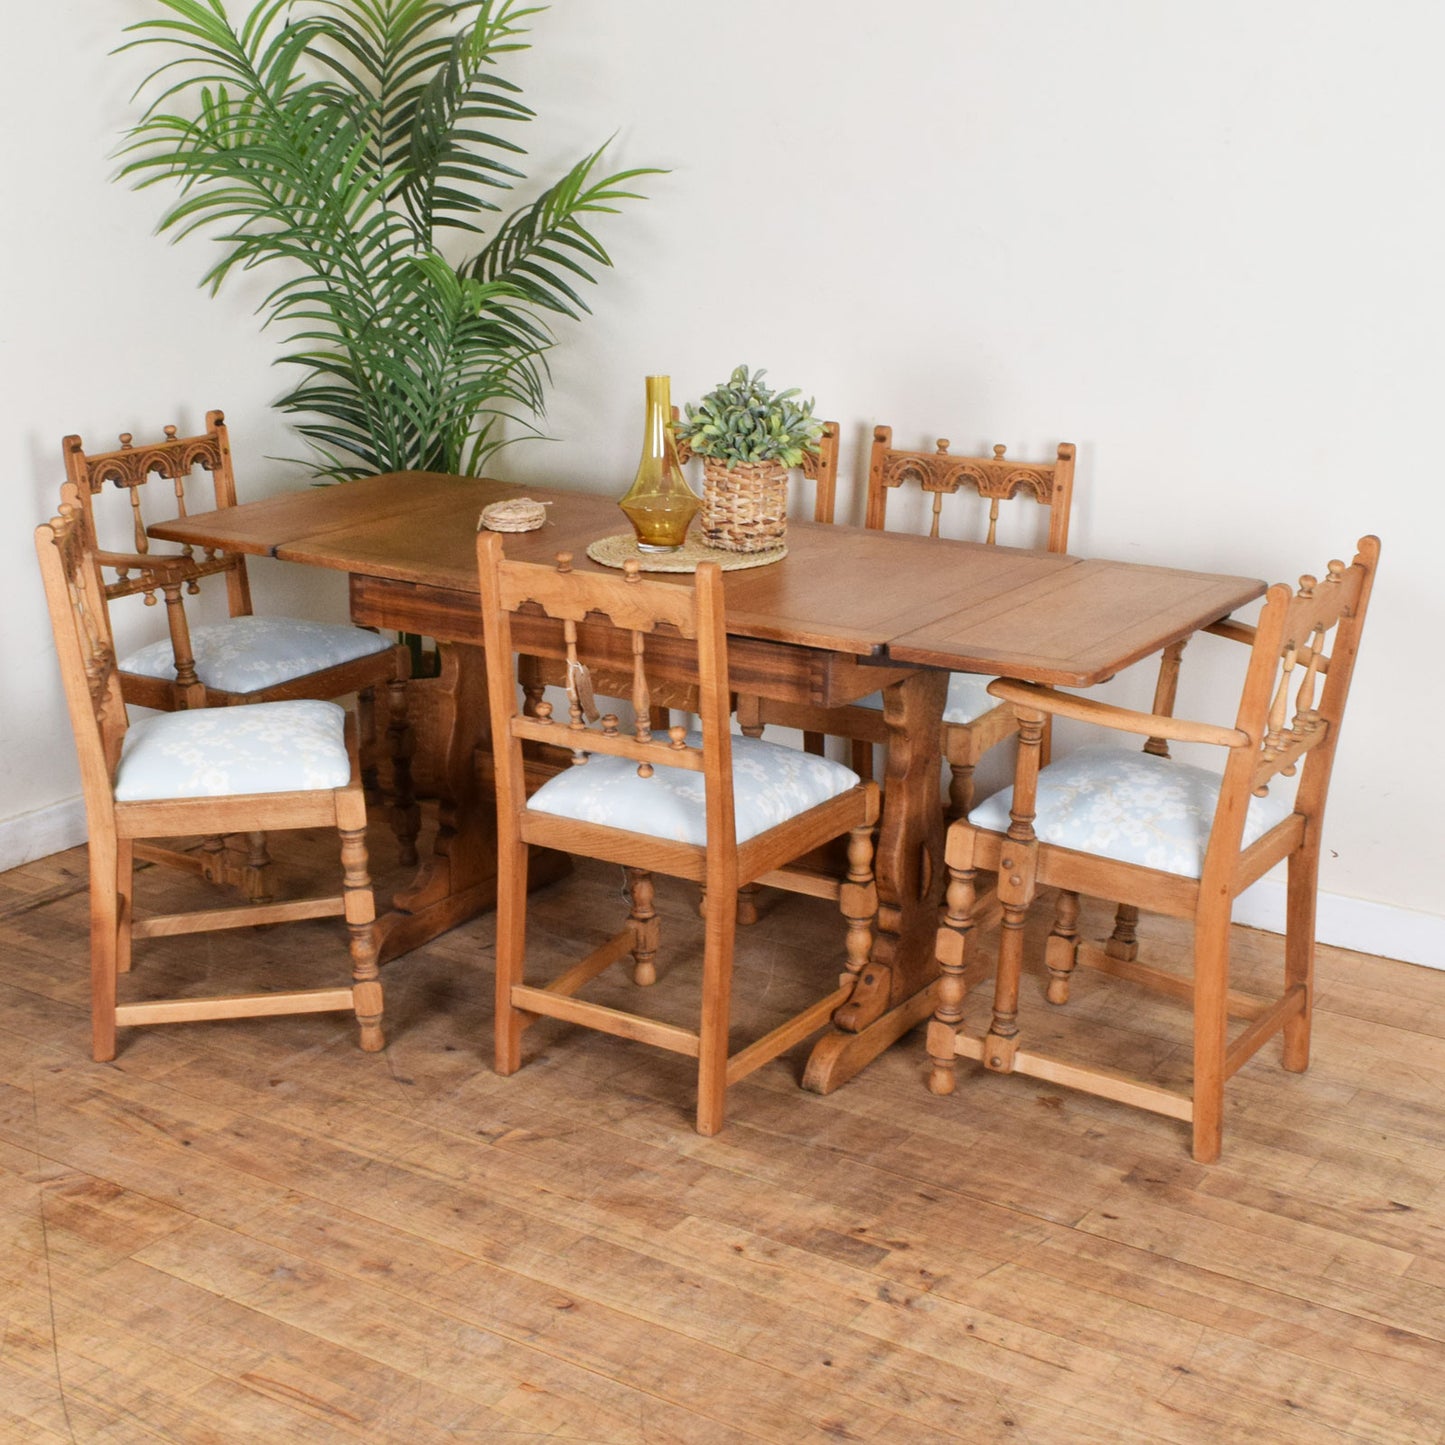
[{"x1": 568, "y1": 659, "x2": 599, "y2": 721}]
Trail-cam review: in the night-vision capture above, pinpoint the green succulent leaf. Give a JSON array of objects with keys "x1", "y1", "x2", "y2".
[{"x1": 672, "y1": 364, "x2": 824, "y2": 467}]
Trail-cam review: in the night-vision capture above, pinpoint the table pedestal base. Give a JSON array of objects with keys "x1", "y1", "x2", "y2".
[{"x1": 802, "y1": 983, "x2": 938, "y2": 1093}]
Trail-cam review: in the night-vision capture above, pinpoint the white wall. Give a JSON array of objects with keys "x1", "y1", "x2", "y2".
[{"x1": 5, "y1": 3, "x2": 1441, "y2": 962}]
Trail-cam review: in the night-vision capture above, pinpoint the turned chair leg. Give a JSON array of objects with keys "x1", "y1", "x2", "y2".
[
  {"x1": 1045, "y1": 889, "x2": 1081, "y2": 1004},
  {"x1": 1107, "y1": 902, "x2": 1141, "y2": 962},
  {"x1": 734, "y1": 706, "x2": 766, "y2": 927},
  {"x1": 927, "y1": 829, "x2": 978, "y2": 1096},
  {"x1": 241, "y1": 832, "x2": 273, "y2": 903},
  {"x1": 358, "y1": 685, "x2": 381, "y2": 799},
  {"x1": 840, "y1": 823, "x2": 877, "y2": 988},
  {"x1": 626, "y1": 867, "x2": 659, "y2": 985},
  {"x1": 946, "y1": 760, "x2": 976, "y2": 823},
  {"x1": 339, "y1": 825, "x2": 384, "y2": 1052}
]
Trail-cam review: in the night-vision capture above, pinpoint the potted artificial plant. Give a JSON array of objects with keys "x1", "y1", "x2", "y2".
[
  {"x1": 673, "y1": 365, "x2": 823, "y2": 552},
  {"x1": 117, "y1": 0, "x2": 658, "y2": 481}
]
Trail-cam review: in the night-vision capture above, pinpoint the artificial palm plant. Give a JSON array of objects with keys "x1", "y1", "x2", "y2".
[{"x1": 119, "y1": 0, "x2": 656, "y2": 479}]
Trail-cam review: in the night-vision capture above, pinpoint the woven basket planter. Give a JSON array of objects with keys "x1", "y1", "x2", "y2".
[{"x1": 700, "y1": 457, "x2": 788, "y2": 552}]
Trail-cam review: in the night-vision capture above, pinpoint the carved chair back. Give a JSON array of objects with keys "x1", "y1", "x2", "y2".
[
  {"x1": 1206, "y1": 540, "x2": 1378, "y2": 878},
  {"x1": 479, "y1": 537, "x2": 736, "y2": 854},
  {"x1": 865, "y1": 427, "x2": 1075, "y2": 552},
  {"x1": 34, "y1": 483, "x2": 130, "y2": 827},
  {"x1": 63, "y1": 409, "x2": 254, "y2": 618}
]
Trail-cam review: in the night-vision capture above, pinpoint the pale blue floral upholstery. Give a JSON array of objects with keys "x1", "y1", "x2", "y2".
[
  {"x1": 529, "y1": 732, "x2": 862, "y2": 845},
  {"x1": 967, "y1": 744, "x2": 1295, "y2": 878},
  {"x1": 856, "y1": 672, "x2": 998, "y2": 725},
  {"x1": 121, "y1": 615, "x2": 391, "y2": 695},
  {"x1": 114, "y1": 700, "x2": 352, "y2": 801}
]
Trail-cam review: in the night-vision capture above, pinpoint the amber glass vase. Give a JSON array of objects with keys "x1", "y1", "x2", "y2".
[{"x1": 618, "y1": 375, "x2": 700, "y2": 552}]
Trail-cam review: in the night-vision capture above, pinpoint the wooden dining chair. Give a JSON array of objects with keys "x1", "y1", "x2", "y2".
[
  {"x1": 36, "y1": 483, "x2": 387, "y2": 1062},
  {"x1": 479, "y1": 533, "x2": 880, "y2": 1135},
  {"x1": 64, "y1": 411, "x2": 418, "y2": 894},
  {"x1": 739, "y1": 427, "x2": 1077, "y2": 820},
  {"x1": 925, "y1": 536, "x2": 1380, "y2": 1161}
]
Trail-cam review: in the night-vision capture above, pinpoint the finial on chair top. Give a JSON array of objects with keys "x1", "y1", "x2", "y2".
[
  {"x1": 623, "y1": 559, "x2": 642, "y2": 583},
  {"x1": 993, "y1": 444, "x2": 1008, "y2": 461},
  {"x1": 555, "y1": 551, "x2": 573, "y2": 574},
  {"x1": 935, "y1": 438, "x2": 950, "y2": 454},
  {"x1": 119, "y1": 433, "x2": 133, "y2": 449}
]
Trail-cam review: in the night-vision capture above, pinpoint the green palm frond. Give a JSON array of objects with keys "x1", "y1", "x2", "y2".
[{"x1": 117, "y1": 0, "x2": 661, "y2": 479}]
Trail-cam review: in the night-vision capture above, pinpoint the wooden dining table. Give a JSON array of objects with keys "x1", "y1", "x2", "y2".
[{"x1": 151, "y1": 471, "x2": 1265, "y2": 1093}]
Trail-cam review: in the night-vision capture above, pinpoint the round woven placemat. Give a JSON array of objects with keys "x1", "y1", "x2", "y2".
[{"x1": 586, "y1": 532, "x2": 787, "y2": 573}]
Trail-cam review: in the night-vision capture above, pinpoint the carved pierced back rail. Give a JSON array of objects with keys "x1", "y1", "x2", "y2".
[
  {"x1": 62, "y1": 409, "x2": 251, "y2": 614},
  {"x1": 1245, "y1": 556, "x2": 1369, "y2": 798},
  {"x1": 34, "y1": 483, "x2": 129, "y2": 782},
  {"x1": 495, "y1": 550, "x2": 731, "y2": 780},
  {"x1": 865, "y1": 427, "x2": 1076, "y2": 553}
]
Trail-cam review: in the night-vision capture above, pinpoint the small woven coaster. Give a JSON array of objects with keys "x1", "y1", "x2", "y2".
[
  {"x1": 478, "y1": 497, "x2": 549, "y2": 533},
  {"x1": 586, "y1": 532, "x2": 787, "y2": 573}
]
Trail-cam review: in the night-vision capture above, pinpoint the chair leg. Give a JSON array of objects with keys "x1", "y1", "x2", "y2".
[
  {"x1": 625, "y1": 867, "x2": 659, "y2": 986},
  {"x1": 339, "y1": 826, "x2": 384, "y2": 1052},
  {"x1": 386, "y1": 674, "x2": 420, "y2": 867},
  {"x1": 1191, "y1": 902, "x2": 1233, "y2": 1164},
  {"x1": 734, "y1": 708, "x2": 765, "y2": 926},
  {"x1": 1106, "y1": 903, "x2": 1141, "y2": 962},
  {"x1": 927, "y1": 827, "x2": 978, "y2": 1096},
  {"x1": 241, "y1": 832, "x2": 274, "y2": 904},
  {"x1": 695, "y1": 877, "x2": 738, "y2": 1136},
  {"x1": 494, "y1": 841, "x2": 530, "y2": 1076},
  {"x1": 88, "y1": 836, "x2": 120, "y2": 1063},
  {"x1": 946, "y1": 759, "x2": 976, "y2": 823},
  {"x1": 1282, "y1": 846, "x2": 1319, "y2": 1073},
  {"x1": 850, "y1": 738, "x2": 874, "y2": 782},
  {"x1": 841, "y1": 824, "x2": 877, "y2": 988},
  {"x1": 1045, "y1": 889, "x2": 1081, "y2": 1004},
  {"x1": 115, "y1": 838, "x2": 134, "y2": 976},
  {"x1": 358, "y1": 685, "x2": 380, "y2": 799}
]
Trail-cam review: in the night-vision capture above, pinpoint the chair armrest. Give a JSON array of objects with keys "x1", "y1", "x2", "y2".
[
  {"x1": 94, "y1": 548, "x2": 201, "y2": 583},
  {"x1": 986, "y1": 678, "x2": 1250, "y2": 749}
]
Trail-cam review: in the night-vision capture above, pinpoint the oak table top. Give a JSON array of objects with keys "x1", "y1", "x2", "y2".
[
  {"x1": 151, "y1": 471, "x2": 1265, "y2": 1097},
  {"x1": 152, "y1": 471, "x2": 1263, "y2": 687}
]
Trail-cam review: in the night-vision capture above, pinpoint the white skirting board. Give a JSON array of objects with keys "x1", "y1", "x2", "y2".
[
  {"x1": 1, "y1": 795, "x2": 1441, "y2": 971},
  {"x1": 1233, "y1": 878, "x2": 1444, "y2": 972},
  {"x1": 0, "y1": 798, "x2": 87, "y2": 874}
]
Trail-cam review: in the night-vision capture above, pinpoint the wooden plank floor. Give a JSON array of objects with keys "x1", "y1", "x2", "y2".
[{"x1": 2, "y1": 818, "x2": 1443, "y2": 1443}]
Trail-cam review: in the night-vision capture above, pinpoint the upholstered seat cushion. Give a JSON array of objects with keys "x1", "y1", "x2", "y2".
[
  {"x1": 528, "y1": 732, "x2": 862, "y2": 845},
  {"x1": 856, "y1": 672, "x2": 998, "y2": 726},
  {"x1": 120, "y1": 615, "x2": 391, "y2": 695},
  {"x1": 967, "y1": 744, "x2": 1295, "y2": 878},
  {"x1": 114, "y1": 699, "x2": 352, "y2": 801}
]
